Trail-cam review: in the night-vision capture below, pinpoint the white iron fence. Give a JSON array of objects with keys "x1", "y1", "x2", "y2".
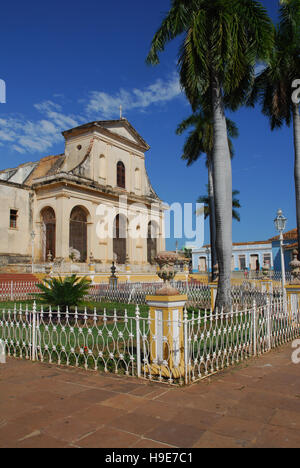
[
  {"x1": 1, "y1": 297, "x2": 299, "y2": 385},
  {"x1": 89, "y1": 281, "x2": 275, "y2": 309},
  {"x1": 0, "y1": 281, "x2": 40, "y2": 302},
  {"x1": 0, "y1": 280, "x2": 283, "y2": 309}
]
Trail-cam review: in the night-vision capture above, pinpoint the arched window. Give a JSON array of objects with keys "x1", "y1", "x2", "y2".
[
  {"x1": 113, "y1": 214, "x2": 127, "y2": 264},
  {"x1": 147, "y1": 221, "x2": 158, "y2": 265},
  {"x1": 117, "y1": 161, "x2": 125, "y2": 189},
  {"x1": 41, "y1": 207, "x2": 56, "y2": 262},
  {"x1": 69, "y1": 206, "x2": 88, "y2": 262}
]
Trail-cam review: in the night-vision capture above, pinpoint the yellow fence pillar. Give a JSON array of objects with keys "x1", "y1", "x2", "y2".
[
  {"x1": 209, "y1": 282, "x2": 218, "y2": 310},
  {"x1": 145, "y1": 294, "x2": 187, "y2": 379},
  {"x1": 260, "y1": 279, "x2": 273, "y2": 294},
  {"x1": 285, "y1": 285, "x2": 300, "y2": 322}
]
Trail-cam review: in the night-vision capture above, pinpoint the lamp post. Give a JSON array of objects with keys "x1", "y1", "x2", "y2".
[
  {"x1": 206, "y1": 246, "x2": 211, "y2": 281},
  {"x1": 31, "y1": 231, "x2": 36, "y2": 274},
  {"x1": 274, "y1": 209, "x2": 287, "y2": 294}
]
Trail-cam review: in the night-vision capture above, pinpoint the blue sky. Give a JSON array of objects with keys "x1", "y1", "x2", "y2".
[{"x1": 0, "y1": 0, "x2": 295, "y2": 250}]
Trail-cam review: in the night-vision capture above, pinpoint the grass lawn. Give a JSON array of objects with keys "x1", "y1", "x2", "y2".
[
  {"x1": 0, "y1": 298, "x2": 152, "y2": 376},
  {"x1": 0, "y1": 298, "x2": 260, "y2": 382}
]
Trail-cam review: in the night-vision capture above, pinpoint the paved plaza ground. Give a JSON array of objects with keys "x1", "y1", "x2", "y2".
[{"x1": 1, "y1": 344, "x2": 300, "y2": 448}]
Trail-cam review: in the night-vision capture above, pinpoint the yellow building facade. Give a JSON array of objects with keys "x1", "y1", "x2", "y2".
[{"x1": 0, "y1": 119, "x2": 166, "y2": 273}]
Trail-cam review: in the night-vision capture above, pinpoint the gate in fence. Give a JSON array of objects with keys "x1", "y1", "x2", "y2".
[{"x1": 1, "y1": 297, "x2": 299, "y2": 385}]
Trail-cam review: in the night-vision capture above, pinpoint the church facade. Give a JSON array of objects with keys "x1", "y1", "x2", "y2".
[{"x1": 0, "y1": 119, "x2": 165, "y2": 271}]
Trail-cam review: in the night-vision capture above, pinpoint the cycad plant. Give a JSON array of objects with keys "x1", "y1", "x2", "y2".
[{"x1": 36, "y1": 275, "x2": 92, "y2": 310}]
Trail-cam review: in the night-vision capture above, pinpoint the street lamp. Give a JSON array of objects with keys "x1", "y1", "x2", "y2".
[
  {"x1": 274, "y1": 209, "x2": 287, "y2": 293},
  {"x1": 31, "y1": 231, "x2": 36, "y2": 274},
  {"x1": 206, "y1": 246, "x2": 211, "y2": 280}
]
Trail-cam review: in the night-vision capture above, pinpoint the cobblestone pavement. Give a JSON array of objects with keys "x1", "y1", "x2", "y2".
[{"x1": 1, "y1": 344, "x2": 300, "y2": 448}]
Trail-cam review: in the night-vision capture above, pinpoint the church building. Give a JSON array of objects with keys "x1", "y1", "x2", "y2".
[{"x1": 0, "y1": 119, "x2": 165, "y2": 272}]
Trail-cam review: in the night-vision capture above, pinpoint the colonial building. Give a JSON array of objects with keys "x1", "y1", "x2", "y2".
[
  {"x1": 192, "y1": 228, "x2": 298, "y2": 274},
  {"x1": 192, "y1": 240, "x2": 273, "y2": 273},
  {"x1": 271, "y1": 228, "x2": 297, "y2": 271},
  {"x1": 0, "y1": 119, "x2": 165, "y2": 271}
]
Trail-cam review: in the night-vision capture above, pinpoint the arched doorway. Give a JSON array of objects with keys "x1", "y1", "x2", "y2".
[
  {"x1": 113, "y1": 214, "x2": 127, "y2": 264},
  {"x1": 69, "y1": 207, "x2": 88, "y2": 262},
  {"x1": 147, "y1": 221, "x2": 158, "y2": 264},
  {"x1": 41, "y1": 207, "x2": 56, "y2": 262}
]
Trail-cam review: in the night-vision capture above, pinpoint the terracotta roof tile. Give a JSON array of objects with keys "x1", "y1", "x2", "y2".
[
  {"x1": 284, "y1": 242, "x2": 298, "y2": 250},
  {"x1": 269, "y1": 228, "x2": 297, "y2": 242},
  {"x1": 25, "y1": 154, "x2": 64, "y2": 185}
]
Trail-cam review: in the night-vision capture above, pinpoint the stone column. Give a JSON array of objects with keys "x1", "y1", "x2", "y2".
[
  {"x1": 145, "y1": 251, "x2": 187, "y2": 381},
  {"x1": 55, "y1": 195, "x2": 70, "y2": 260},
  {"x1": 146, "y1": 294, "x2": 187, "y2": 380}
]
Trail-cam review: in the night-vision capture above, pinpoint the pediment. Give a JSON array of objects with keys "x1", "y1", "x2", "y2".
[
  {"x1": 96, "y1": 120, "x2": 150, "y2": 151},
  {"x1": 62, "y1": 119, "x2": 150, "y2": 152}
]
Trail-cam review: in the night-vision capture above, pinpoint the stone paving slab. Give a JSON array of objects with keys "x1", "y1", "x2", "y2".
[{"x1": 1, "y1": 344, "x2": 300, "y2": 448}]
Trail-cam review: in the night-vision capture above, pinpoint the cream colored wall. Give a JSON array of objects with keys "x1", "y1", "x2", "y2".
[
  {"x1": 92, "y1": 135, "x2": 147, "y2": 197},
  {"x1": 0, "y1": 184, "x2": 32, "y2": 256},
  {"x1": 63, "y1": 128, "x2": 150, "y2": 198},
  {"x1": 34, "y1": 184, "x2": 165, "y2": 264},
  {"x1": 2, "y1": 123, "x2": 165, "y2": 265},
  {"x1": 62, "y1": 135, "x2": 93, "y2": 173}
]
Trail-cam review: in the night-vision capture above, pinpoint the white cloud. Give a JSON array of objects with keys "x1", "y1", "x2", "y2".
[
  {"x1": 0, "y1": 101, "x2": 80, "y2": 155},
  {"x1": 0, "y1": 72, "x2": 182, "y2": 156},
  {"x1": 86, "y1": 73, "x2": 182, "y2": 118}
]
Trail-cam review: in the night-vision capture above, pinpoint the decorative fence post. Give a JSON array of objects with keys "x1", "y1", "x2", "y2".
[
  {"x1": 10, "y1": 281, "x2": 13, "y2": 302},
  {"x1": 252, "y1": 299, "x2": 257, "y2": 357},
  {"x1": 183, "y1": 307, "x2": 189, "y2": 385},
  {"x1": 32, "y1": 301, "x2": 37, "y2": 362},
  {"x1": 135, "y1": 305, "x2": 141, "y2": 378},
  {"x1": 266, "y1": 296, "x2": 272, "y2": 351}
]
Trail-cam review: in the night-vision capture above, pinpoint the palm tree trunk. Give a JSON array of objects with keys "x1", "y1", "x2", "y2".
[
  {"x1": 207, "y1": 157, "x2": 218, "y2": 281},
  {"x1": 293, "y1": 103, "x2": 300, "y2": 259},
  {"x1": 211, "y1": 76, "x2": 233, "y2": 311}
]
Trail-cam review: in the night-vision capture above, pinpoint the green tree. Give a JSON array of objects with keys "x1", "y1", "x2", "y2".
[
  {"x1": 249, "y1": 0, "x2": 300, "y2": 255},
  {"x1": 35, "y1": 275, "x2": 92, "y2": 311},
  {"x1": 176, "y1": 111, "x2": 238, "y2": 281},
  {"x1": 198, "y1": 189, "x2": 241, "y2": 222},
  {"x1": 147, "y1": 0, "x2": 273, "y2": 309}
]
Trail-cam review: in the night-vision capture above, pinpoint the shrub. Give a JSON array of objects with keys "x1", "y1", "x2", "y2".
[{"x1": 35, "y1": 275, "x2": 92, "y2": 310}]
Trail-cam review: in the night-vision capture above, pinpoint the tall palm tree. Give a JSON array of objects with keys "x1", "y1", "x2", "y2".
[
  {"x1": 249, "y1": 0, "x2": 300, "y2": 256},
  {"x1": 198, "y1": 189, "x2": 241, "y2": 221},
  {"x1": 147, "y1": 0, "x2": 273, "y2": 309},
  {"x1": 176, "y1": 111, "x2": 238, "y2": 281}
]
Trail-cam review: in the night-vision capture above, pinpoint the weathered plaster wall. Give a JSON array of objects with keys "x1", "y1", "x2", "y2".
[{"x1": 0, "y1": 183, "x2": 33, "y2": 258}]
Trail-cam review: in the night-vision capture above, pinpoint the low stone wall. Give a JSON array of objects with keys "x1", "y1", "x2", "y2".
[{"x1": 0, "y1": 256, "x2": 32, "y2": 273}]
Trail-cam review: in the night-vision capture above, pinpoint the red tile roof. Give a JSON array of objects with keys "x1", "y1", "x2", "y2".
[
  {"x1": 284, "y1": 242, "x2": 298, "y2": 251},
  {"x1": 269, "y1": 228, "x2": 297, "y2": 242}
]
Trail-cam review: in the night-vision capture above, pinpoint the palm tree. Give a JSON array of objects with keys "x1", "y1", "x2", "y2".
[
  {"x1": 198, "y1": 189, "x2": 241, "y2": 220},
  {"x1": 147, "y1": 0, "x2": 273, "y2": 309},
  {"x1": 176, "y1": 111, "x2": 238, "y2": 281},
  {"x1": 249, "y1": 0, "x2": 300, "y2": 256}
]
